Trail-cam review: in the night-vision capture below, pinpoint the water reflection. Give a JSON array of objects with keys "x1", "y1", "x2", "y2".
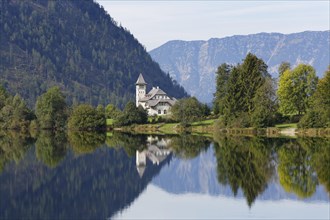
[
  {"x1": 35, "y1": 131, "x2": 68, "y2": 167},
  {"x1": 68, "y1": 131, "x2": 105, "y2": 154},
  {"x1": 136, "y1": 136, "x2": 171, "y2": 177},
  {"x1": 213, "y1": 136, "x2": 275, "y2": 207},
  {"x1": 0, "y1": 131, "x2": 329, "y2": 219}
]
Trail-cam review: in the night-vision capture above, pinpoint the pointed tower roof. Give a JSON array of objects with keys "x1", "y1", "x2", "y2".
[{"x1": 136, "y1": 73, "x2": 147, "y2": 85}]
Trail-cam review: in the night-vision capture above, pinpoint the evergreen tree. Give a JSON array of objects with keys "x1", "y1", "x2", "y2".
[
  {"x1": 216, "y1": 53, "x2": 274, "y2": 127},
  {"x1": 213, "y1": 63, "x2": 231, "y2": 115}
]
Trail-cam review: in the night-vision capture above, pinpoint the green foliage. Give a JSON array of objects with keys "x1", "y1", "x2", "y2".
[
  {"x1": 171, "y1": 97, "x2": 208, "y2": 126},
  {"x1": 0, "y1": 132, "x2": 34, "y2": 172},
  {"x1": 68, "y1": 104, "x2": 105, "y2": 131},
  {"x1": 35, "y1": 131, "x2": 67, "y2": 168},
  {"x1": 105, "y1": 132, "x2": 147, "y2": 156},
  {"x1": 298, "y1": 66, "x2": 330, "y2": 128},
  {"x1": 303, "y1": 138, "x2": 330, "y2": 192},
  {"x1": 213, "y1": 63, "x2": 231, "y2": 115},
  {"x1": 278, "y1": 61, "x2": 291, "y2": 76},
  {"x1": 115, "y1": 101, "x2": 148, "y2": 126},
  {"x1": 68, "y1": 131, "x2": 105, "y2": 155},
  {"x1": 250, "y1": 78, "x2": 278, "y2": 127},
  {"x1": 278, "y1": 141, "x2": 318, "y2": 198},
  {"x1": 35, "y1": 86, "x2": 68, "y2": 130},
  {"x1": 105, "y1": 104, "x2": 121, "y2": 119},
  {"x1": 0, "y1": 86, "x2": 34, "y2": 130},
  {"x1": 277, "y1": 64, "x2": 318, "y2": 115},
  {"x1": 213, "y1": 136, "x2": 274, "y2": 207},
  {"x1": 169, "y1": 134, "x2": 211, "y2": 159},
  {"x1": 0, "y1": 0, "x2": 187, "y2": 108},
  {"x1": 214, "y1": 53, "x2": 276, "y2": 128}
]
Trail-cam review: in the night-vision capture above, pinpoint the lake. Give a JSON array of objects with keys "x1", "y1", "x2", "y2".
[{"x1": 0, "y1": 131, "x2": 329, "y2": 219}]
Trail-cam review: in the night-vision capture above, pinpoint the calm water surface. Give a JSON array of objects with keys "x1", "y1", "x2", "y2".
[{"x1": 0, "y1": 132, "x2": 329, "y2": 219}]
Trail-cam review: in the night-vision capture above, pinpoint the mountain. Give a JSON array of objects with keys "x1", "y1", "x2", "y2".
[
  {"x1": 0, "y1": 0, "x2": 187, "y2": 108},
  {"x1": 149, "y1": 31, "x2": 330, "y2": 103}
]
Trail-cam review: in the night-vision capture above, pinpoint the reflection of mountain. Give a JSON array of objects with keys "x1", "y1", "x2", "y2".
[
  {"x1": 152, "y1": 145, "x2": 329, "y2": 202},
  {"x1": 0, "y1": 145, "x2": 171, "y2": 219}
]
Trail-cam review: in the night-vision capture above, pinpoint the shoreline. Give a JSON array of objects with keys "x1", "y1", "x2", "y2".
[{"x1": 111, "y1": 122, "x2": 330, "y2": 138}]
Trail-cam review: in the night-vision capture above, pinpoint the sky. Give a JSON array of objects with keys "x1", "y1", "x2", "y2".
[{"x1": 96, "y1": 1, "x2": 330, "y2": 51}]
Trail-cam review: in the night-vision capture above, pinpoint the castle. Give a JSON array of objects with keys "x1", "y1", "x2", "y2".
[{"x1": 135, "y1": 74, "x2": 177, "y2": 116}]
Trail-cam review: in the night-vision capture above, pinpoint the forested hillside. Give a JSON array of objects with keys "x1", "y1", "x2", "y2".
[{"x1": 0, "y1": 0, "x2": 187, "y2": 108}]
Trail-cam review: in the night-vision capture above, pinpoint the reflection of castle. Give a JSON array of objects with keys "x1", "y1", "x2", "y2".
[{"x1": 136, "y1": 136, "x2": 171, "y2": 178}]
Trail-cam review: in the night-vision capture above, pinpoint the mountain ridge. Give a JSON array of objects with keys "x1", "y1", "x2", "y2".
[{"x1": 150, "y1": 30, "x2": 330, "y2": 103}]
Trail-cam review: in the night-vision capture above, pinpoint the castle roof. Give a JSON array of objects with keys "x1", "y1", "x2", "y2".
[
  {"x1": 147, "y1": 98, "x2": 176, "y2": 107},
  {"x1": 136, "y1": 73, "x2": 147, "y2": 85}
]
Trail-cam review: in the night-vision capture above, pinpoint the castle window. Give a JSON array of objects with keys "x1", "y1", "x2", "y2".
[
  {"x1": 164, "y1": 110, "x2": 167, "y2": 114},
  {"x1": 158, "y1": 110, "x2": 161, "y2": 114}
]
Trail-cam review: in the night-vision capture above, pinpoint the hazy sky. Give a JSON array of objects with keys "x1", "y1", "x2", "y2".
[{"x1": 97, "y1": 1, "x2": 330, "y2": 51}]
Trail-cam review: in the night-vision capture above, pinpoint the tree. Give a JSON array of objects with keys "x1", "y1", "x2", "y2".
[
  {"x1": 0, "y1": 90, "x2": 34, "y2": 130},
  {"x1": 68, "y1": 104, "x2": 105, "y2": 131},
  {"x1": 251, "y1": 78, "x2": 278, "y2": 127},
  {"x1": 298, "y1": 66, "x2": 330, "y2": 128},
  {"x1": 105, "y1": 104, "x2": 121, "y2": 119},
  {"x1": 215, "y1": 53, "x2": 273, "y2": 127},
  {"x1": 239, "y1": 53, "x2": 268, "y2": 113},
  {"x1": 213, "y1": 63, "x2": 231, "y2": 115},
  {"x1": 171, "y1": 97, "x2": 206, "y2": 126},
  {"x1": 116, "y1": 101, "x2": 147, "y2": 126},
  {"x1": 35, "y1": 86, "x2": 68, "y2": 130},
  {"x1": 277, "y1": 64, "x2": 318, "y2": 115},
  {"x1": 0, "y1": 86, "x2": 9, "y2": 109},
  {"x1": 278, "y1": 62, "x2": 291, "y2": 76}
]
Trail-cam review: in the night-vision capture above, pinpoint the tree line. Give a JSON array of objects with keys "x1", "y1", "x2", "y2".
[
  {"x1": 0, "y1": 86, "x2": 105, "y2": 131},
  {"x1": 0, "y1": 84, "x2": 155, "y2": 131},
  {"x1": 212, "y1": 53, "x2": 330, "y2": 128}
]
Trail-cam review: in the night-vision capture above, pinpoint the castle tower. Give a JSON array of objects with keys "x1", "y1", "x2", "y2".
[{"x1": 136, "y1": 73, "x2": 147, "y2": 107}]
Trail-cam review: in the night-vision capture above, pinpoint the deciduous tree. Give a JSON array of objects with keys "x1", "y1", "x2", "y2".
[
  {"x1": 35, "y1": 86, "x2": 68, "y2": 130},
  {"x1": 277, "y1": 64, "x2": 318, "y2": 115}
]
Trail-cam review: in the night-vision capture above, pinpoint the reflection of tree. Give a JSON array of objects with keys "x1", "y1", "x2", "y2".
[
  {"x1": 68, "y1": 131, "x2": 105, "y2": 155},
  {"x1": 105, "y1": 132, "x2": 147, "y2": 157},
  {"x1": 278, "y1": 141, "x2": 318, "y2": 198},
  {"x1": 214, "y1": 136, "x2": 274, "y2": 207},
  {"x1": 0, "y1": 131, "x2": 34, "y2": 172},
  {"x1": 298, "y1": 138, "x2": 330, "y2": 193},
  {"x1": 169, "y1": 135, "x2": 211, "y2": 159},
  {"x1": 35, "y1": 131, "x2": 68, "y2": 168}
]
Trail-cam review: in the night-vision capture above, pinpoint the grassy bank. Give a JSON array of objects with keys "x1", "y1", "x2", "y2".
[{"x1": 109, "y1": 119, "x2": 329, "y2": 137}]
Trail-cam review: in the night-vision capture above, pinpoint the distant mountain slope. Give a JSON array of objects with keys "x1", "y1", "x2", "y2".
[
  {"x1": 0, "y1": 0, "x2": 187, "y2": 108},
  {"x1": 150, "y1": 31, "x2": 330, "y2": 103}
]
